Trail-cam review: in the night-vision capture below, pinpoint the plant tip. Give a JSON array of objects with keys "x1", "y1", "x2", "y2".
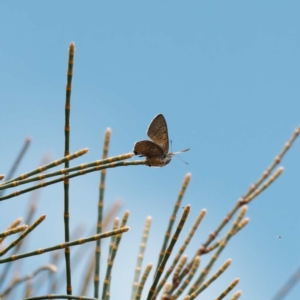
[
  {"x1": 48, "y1": 264, "x2": 58, "y2": 272},
  {"x1": 241, "y1": 206, "x2": 248, "y2": 212}
]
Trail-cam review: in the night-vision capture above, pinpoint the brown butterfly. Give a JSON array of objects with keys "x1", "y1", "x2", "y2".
[{"x1": 133, "y1": 114, "x2": 190, "y2": 167}]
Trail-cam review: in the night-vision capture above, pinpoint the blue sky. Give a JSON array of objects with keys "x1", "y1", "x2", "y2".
[{"x1": 0, "y1": 2, "x2": 300, "y2": 299}]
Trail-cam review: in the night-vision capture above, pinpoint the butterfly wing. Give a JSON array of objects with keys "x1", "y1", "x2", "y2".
[
  {"x1": 133, "y1": 140, "x2": 164, "y2": 158},
  {"x1": 147, "y1": 114, "x2": 169, "y2": 155}
]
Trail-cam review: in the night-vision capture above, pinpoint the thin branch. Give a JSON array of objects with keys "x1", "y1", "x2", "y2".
[
  {"x1": 230, "y1": 290, "x2": 242, "y2": 300},
  {"x1": 23, "y1": 295, "x2": 99, "y2": 300},
  {"x1": 80, "y1": 201, "x2": 122, "y2": 295},
  {"x1": 0, "y1": 137, "x2": 31, "y2": 197},
  {"x1": 0, "y1": 215, "x2": 46, "y2": 257},
  {"x1": 0, "y1": 217, "x2": 23, "y2": 289},
  {"x1": 102, "y1": 211, "x2": 130, "y2": 300},
  {"x1": 188, "y1": 207, "x2": 247, "y2": 297},
  {"x1": 215, "y1": 278, "x2": 240, "y2": 300},
  {"x1": 204, "y1": 218, "x2": 249, "y2": 254},
  {"x1": 0, "y1": 225, "x2": 28, "y2": 238},
  {"x1": 135, "y1": 263, "x2": 153, "y2": 300},
  {"x1": 1, "y1": 148, "x2": 88, "y2": 188},
  {"x1": 0, "y1": 159, "x2": 146, "y2": 202},
  {"x1": 171, "y1": 256, "x2": 200, "y2": 299},
  {"x1": 63, "y1": 42, "x2": 75, "y2": 297},
  {"x1": 0, "y1": 217, "x2": 23, "y2": 244},
  {"x1": 0, "y1": 150, "x2": 132, "y2": 190},
  {"x1": 131, "y1": 216, "x2": 152, "y2": 300},
  {"x1": 182, "y1": 167, "x2": 283, "y2": 279},
  {"x1": 155, "y1": 174, "x2": 191, "y2": 275},
  {"x1": 147, "y1": 205, "x2": 191, "y2": 300},
  {"x1": 188, "y1": 259, "x2": 232, "y2": 299},
  {"x1": 0, "y1": 227, "x2": 129, "y2": 264},
  {"x1": 94, "y1": 128, "x2": 111, "y2": 298},
  {"x1": 157, "y1": 209, "x2": 206, "y2": 297},
  {"x1": 0, "y1": 264, "x2": 57, "y2": 297},
  {"x1": 271, "y1": 265, "x2": 300, "y2": 300}
]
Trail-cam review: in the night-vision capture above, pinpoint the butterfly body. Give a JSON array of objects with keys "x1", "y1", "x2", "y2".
[
  {"x1": 133, "y1": 114, "x2": 189, "y2": 167},
  {"x1": 145, "y1": 156, "x2": 172, "y2": 167}
]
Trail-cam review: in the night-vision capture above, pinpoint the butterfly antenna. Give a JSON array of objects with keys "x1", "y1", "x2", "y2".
[
  {"x1": 174, "y1": 153, "x2": 189, "y2": 165},
  {"x1": 171, "y1": 141, "x2": 189, "y2": 164}
]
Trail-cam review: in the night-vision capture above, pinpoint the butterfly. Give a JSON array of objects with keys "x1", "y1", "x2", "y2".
[{"x1": 133, "y1": 114, "x2": 190, "y2": 167}]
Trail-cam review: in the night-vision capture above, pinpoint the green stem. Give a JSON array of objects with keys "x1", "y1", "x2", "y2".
[
  {"x1": 0, "y1": 225, "x2": 28, "y2": 238},
  {"x1": 155, "y1": 174, "x2": 191, "y2": 275},
  {"x1": 0, "y1": 152, "x2": 132, "y2": 190},
  {"x1": 23, "y1": 295, "x2": 98, "y2": 300},
  {"x1": 147, "y1": 205, "x2": 190, "y2": 300},
  {"x1": 94, "y1": 128, "x2": 111, "y2": 298},
  {"x1": 1, "y1": 148, "x2": 88, "y2": 187},
  {"x1": 0, "y1": 215, "x2": 45, "y2": 257},
  {"x1": 63, "y1": 42, "x2": 75, "y2": 296},
  {"x1": 0, "y1": 227, "x2": 129, "y2": 264},
  {"x1": 0, "y1": 160, "x2": 146, "y2": 202},
  {"x1": 102, "y1": 211, "x2": 129, "y2": 300}
]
